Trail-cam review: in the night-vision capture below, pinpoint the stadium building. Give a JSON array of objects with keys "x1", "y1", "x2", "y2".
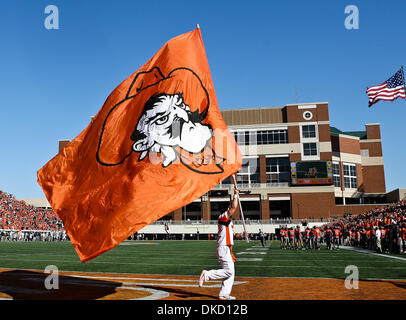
[
  {"x1": 164, "y1": 102, "x2": 388, "y2": 222},
  {"x1": 56, "y1": 102, "x2": 391, "y2": 223}
]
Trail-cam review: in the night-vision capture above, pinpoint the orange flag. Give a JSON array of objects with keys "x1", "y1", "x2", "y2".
[{"x1": 37, "y1": 28, "x2": 242, "y2": 262}]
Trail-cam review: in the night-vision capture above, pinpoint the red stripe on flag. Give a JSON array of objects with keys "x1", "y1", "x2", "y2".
[
  {"x1": 369, "y1": 91, "x2": 406, "y2": 103},
  {"x1": 367, "y1": 83, "x2": 387, "y2": 92},
  {"x1": 367, "y1": 85, "x2": 404, "y2": 95},
  {"x1": 368, "y1": 89, "x2": 405, "y2": 99}
]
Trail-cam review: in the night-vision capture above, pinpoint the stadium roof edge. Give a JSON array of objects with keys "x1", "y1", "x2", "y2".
[
  {"x1": 221, "y1": 102, "x2": 329, "y2": 111},
  {"x1": 221, "y1": 105, "x2": 284, "y2": 111},
  {"x1": 285, "y1": 102, "x2": 329, "y2": 106},
  {"x1": 330, "y1": 126, "x2": 367, "y2": 139}
]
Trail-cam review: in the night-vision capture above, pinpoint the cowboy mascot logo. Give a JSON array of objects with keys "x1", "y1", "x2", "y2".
[{"x1": 96, "y1": 67, "x2": 225, "y2": 174}]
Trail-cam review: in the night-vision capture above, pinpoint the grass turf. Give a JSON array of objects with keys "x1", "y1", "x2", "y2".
[{"x1": 0, "y1": 240, "x2": 405, "y2": 280}]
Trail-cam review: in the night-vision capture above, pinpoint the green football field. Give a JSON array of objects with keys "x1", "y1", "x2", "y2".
[{"x1": 0, "y1": 240, "x2": 405, "y2": 280}]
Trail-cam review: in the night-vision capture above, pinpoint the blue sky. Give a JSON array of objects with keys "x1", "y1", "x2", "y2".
[{"x1": 0, "y1": 0, "x2": 405, "y2": 198}]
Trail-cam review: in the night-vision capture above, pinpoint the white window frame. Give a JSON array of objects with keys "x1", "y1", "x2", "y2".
[
  {"x1": 265, "y1": 156, "x2": 290, "y2": 184},
  {"x1": 301, "y1": 142, "x2": 319, "y2": 159},
  {"x1": 299, "y1": 122, "x2": 319, "y2": 160},
  {"x1": 231, "y1": 128, "x2": 289, "y2": 146},
  {"x1": 257, "y1": 129, "x2": 288, "y2": 145},
  {"x1": 237, "y1": 156, "x2": 260, "y2": 186},
  {"x1": 233, "y1": 131, "x2": 257, "y2": 146},
  {"x1": 301, "y1": 124, "x2": 317, "y2": 139},
  {"x1": 360, "y1": 149, "x2": 369, "y2": 157},
  {"x1": 343, "y1": 162, "x2": 357, "y2": 189},
  {"x1": 332, "y1": 161, "x2": 341, "y2": 188}
]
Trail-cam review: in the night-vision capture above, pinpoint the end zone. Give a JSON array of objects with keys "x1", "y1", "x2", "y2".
[{"x1": 0, "y1": 268, "x2": 405, "y2": 300}]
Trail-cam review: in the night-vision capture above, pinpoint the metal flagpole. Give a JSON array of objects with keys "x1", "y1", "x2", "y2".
[{"x1": 231, "y1": 174, "x2": 249, "y2": 243}]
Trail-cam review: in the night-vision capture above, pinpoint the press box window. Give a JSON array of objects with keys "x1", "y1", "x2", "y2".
[
  {"x1": 303, "y1": 143, "x2": 317, "y2": 156},
  {"x1": 237, "y1": 157, "x2": 260, "y2": 185},
  {"x1": 233, "y1": 131, "x2": 256, "y2": 146},
  {"x1": 302, "y1": 125, "x2": 316, "y2": 138},
  {"x1": 233, "y1": 130, "x2": 288, "y2": 145},
  {"x1": 257, "y1": 130, "x2": 288, "y2": 144},
  {"x1": 265, "y1": 157, "x2": 291, "y2": 184}
]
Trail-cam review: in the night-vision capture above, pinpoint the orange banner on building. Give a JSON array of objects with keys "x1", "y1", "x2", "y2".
[{"x1": 37, "y1": 28, "x2": 242, "y2": 262}]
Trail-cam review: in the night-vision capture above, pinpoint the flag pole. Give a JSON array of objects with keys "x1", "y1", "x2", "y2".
[{"x1": 231, "y1": 174, "x2": 249, "y2": 243}]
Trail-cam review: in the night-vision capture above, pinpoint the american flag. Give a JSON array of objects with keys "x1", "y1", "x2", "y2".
[{"x1": 366, "y1": 68, "x2": 406, "y2": 107}]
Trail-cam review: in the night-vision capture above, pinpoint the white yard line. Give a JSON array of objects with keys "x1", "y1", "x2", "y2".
[
  {"x1": 22, "y1": 277, "x2": 246, "y2": 288},
  {"x1": 236, "y1": 252, "x2": 267, "y2": 255},
  {"x1": 339, "y1": 246, "x2": 406, "y2": 262},
  {"x1": 237, "y1": 258, "x2": 263, "y2": 262},
  {"x1": 0, "y1": 257, "x2": 403, "y2": 269}
]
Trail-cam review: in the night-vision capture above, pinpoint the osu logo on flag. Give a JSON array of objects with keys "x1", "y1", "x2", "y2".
[{"x1": 96, "y1": 67, "x2": 225, "y2": 174}]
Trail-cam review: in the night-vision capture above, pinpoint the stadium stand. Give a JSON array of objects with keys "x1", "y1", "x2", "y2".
[
  {"x1": 323, "y1": 201, "x2": 406, "y2": 254},
  {"x1": 0, "y1": 190, "x2": 66, "y2": 241}
]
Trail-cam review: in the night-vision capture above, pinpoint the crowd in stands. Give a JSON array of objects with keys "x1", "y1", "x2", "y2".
[
  {"x1": 278, "y1": 201, "x2": 406, "y2": 254},
  {"x1": 0, "y1": 190, "x2": 65, "y2": 241},
  {"x1": 0, "y1": 229, "x2": 67, "y2": 242},
  {"x1": 326, "y1": 200, "x2": 406, "y2": 254}
]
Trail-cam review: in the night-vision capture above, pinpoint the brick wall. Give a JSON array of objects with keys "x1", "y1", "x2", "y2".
[
  {"x1": 333, "y1": 203, "x2": 388, "y2": 216},
  {"x1": 261, "y1": 199, "x2": 270, "y2": 220},
  {"x1": 291, "y1": 192, "x2": 335, "y2": 219},
  {"x1": 339, "y1": 136, "x2": 360, "y2": 155},
  {"x1": 201, "y1": 201, "x2": 210, "y2": 221},
  {"x1": 173, "y1": 208, "x2": 182, "y2": 220},
  {"x1": 366, "y1": 124, "x2": 381, "y2": 139},
  {"x1": 360, "y1": 141, "x2": 383, "y2": 156},
  {"x1": 362, "y1": 166, "x2": 386, "y2": 193},
  {"x1": 58, "y1": 140, "x2": 71, "y2": 153}
]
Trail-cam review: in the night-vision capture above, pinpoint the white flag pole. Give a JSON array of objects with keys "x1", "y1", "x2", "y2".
[{"x1": 231, "y1": 174, "x2": 249, "y2": 243}]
